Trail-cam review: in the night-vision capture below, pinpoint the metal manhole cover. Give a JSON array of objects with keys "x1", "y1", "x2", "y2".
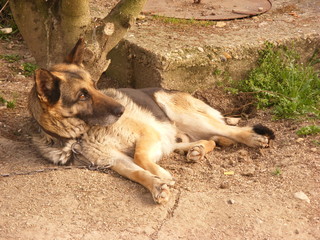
[{"x1": 143, "y1": 0, "x2": 272, "y2": 21}]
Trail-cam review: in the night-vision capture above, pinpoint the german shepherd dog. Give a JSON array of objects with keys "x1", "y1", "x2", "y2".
[{"x1": 29, "y1": 39, "x2": 274, "y2": 204}]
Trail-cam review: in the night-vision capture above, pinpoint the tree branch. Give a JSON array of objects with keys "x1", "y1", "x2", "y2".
[{"x1": 84, "y1": 0, "x2": 148, "y2": 81}]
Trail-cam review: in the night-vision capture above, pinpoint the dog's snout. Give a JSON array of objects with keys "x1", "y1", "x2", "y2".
[{"x1": 113, "y1": 105, "x2": 125, "y2": 117}]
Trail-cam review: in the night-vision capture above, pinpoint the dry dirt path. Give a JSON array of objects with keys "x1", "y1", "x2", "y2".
[{"x1": 1, "y1": 1, "x2": 320, "y2": 238}]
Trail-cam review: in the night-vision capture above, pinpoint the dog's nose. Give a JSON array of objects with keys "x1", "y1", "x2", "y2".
[{"x1": 113, "y1": 105, "x2": 125, "y2": 117}]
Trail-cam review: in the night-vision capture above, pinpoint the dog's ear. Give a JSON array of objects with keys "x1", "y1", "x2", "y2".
[
  {"x1": 64, "y1": 38, "x2": 85, "y2": 66},
  {"x1": 35, "y1": 69, "x2": 61, "y2": 105}
]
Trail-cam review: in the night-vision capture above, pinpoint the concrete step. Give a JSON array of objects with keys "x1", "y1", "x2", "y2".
[{"x1": 100, "y1": 0, "x2": 320, "y2": 92}]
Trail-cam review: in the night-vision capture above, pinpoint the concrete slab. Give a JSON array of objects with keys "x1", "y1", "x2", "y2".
[{"x1": 101, "y1": 0, "x2": 320, "y2": 92}]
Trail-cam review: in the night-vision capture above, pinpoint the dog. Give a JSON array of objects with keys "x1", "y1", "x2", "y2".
[{"x1": 29, "y1": 39, "x2": 275, "y2": 204}]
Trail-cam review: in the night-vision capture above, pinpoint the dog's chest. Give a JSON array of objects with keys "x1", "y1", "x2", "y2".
[
  {"x1": 79, "y1": 89, "x2": 178, "y2": 165},
  {"x1": 81, "y1": 115, "x2": 176, "y2": 165}
]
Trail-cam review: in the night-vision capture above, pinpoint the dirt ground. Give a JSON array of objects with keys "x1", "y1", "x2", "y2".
[{"x1": 1, "y1": 1, "x2": 320, "y2": 240}]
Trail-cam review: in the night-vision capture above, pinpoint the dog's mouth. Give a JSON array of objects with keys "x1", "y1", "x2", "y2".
[{"x1": 87, "y1": 115, "x2": 121, "y2": 127}]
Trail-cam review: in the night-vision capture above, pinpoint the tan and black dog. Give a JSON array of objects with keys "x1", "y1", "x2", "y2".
[{"x1": 29, "y1": 39, "x2": 274, "y2": 204}]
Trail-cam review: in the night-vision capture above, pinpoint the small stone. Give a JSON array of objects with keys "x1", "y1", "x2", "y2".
[
  {"x1": 222, "y1": 52, "x2": 232, "y2": 59},
  {"x1": 294, "y1": 191, "x2": 310, "y2": 203},
  {"x1": 241, "y1": 167, "x2": 255, "y2": 177},
  {"x1": 136, "y1": 14, "x2": 145, "y2": 20},
  {"x1": 216, "y1": 22, "x2": 227, "y2": 28},
  {"x1": 310, "y1": 148, "x2": 317, "y2": 152},
  {"x1": 228, "y1": 159, "x2": 236, "y2": 167},
  {"x1": 256, "y1": 218, "x2": 263, "y2": 224},
  {"x1": 219, "y1": 181, "x2": 230, "y2": 189},
  {"x1": 226, "y1": 117, "x2": 240, "y2": 126},
  {"x1": 258, "y1": 22, "x2": 268, "y2": 28},
  {"x1": 104, "y1": 22, "x2": 114, "y2": 36},
  {"x1": 0, "y1": 28, "x2": 12, "y2": 34},
  {"x1": 294, "y1": 229, "x2": 299, "y2": 234},
  {"x1": 296, "y1": 138, "x2": 304, "y2": 143},
  {"x1": 227, "y1": 199, "x2": 235, "y2": 204},
  {"x1": 258, "y1": 7, "x2": 264, "y2": 12},
  {"x1": 15, "y1": 74, "x2": 26, "y2": 80},
  {"x1": 197, "y1": 47, "x2": 204, "y2": 53}
]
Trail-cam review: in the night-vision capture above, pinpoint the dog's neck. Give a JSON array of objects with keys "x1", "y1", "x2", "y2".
[{"x1": 29, "y1": 85, "x2": 88, "y2": 140}]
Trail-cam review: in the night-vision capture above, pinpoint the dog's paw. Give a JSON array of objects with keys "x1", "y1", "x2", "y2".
[
  {"x1": 248, "y1": 124, "x2": 275, "y2": 148},
  {"x1": 152, "y1": 184, "x2": 170, "y2": 204},
  {"x1": 151, "y1": 180, "x2": 171, "y2": 204},
  {"x1": 248, "y1": 133, "x2": 270, "y2": 148},
  {"x1": 187, "y1": 144, "x2": 205, "y2": 162}
]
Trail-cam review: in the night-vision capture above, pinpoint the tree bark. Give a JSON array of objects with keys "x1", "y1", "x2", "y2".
[{"x1": 9, "y1": 0, "x2": 147, "y2": 81}]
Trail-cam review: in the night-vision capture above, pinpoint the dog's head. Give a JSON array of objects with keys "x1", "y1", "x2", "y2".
[{"x1": 31, "y1": 39, "x2": 124, "y2": 138}]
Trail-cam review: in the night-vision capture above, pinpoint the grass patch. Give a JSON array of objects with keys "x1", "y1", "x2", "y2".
[
  {"x1": 0, "y1": 54, "x2": 21, "y2": 63},
  {"x1": 0, "y1": 95, "x2": 16, "y2": 108},
  {"x1": 22, "y1": 62, "x2": 38, "y2": 76},
  {"x1": 296, "y1": 125, "x2": 320, "y2": 136},
  {"x1": 0, "y1": 96, "x2": 5, "y2": 104},
  {"x1": 236, "y1": 43, "x2": 320, "y2": 119},
  {"x1": 6, "y1": 100, "x2": 16, "y2": 108},
  {"x1": 272, "y1": 167, "x2": 282, "y2": 176},
  {"x1": 152, "y1": 15, "x2": 214, "y2": 27}
]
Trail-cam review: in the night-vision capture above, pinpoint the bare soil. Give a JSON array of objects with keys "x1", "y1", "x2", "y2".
[{"x1": 1, "y1": 2, "x2": 320, "y2": 240}]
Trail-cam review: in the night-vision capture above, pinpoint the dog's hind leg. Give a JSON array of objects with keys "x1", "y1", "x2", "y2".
[
  {"x1": 154, "y1": 91, "x2": 275, "y2": 147},
  {"x1": 109, "y1": 154, "x2": 173, "y2": 204}
]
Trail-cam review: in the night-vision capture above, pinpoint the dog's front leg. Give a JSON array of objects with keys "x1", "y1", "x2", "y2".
[{"x1": 109, "y1": 155, "x2": 173, "y2": 204}]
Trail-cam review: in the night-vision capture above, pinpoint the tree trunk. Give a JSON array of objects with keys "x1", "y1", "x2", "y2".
[{"x1": 10, "y1": 0, "x2": 147, "y2": 81}]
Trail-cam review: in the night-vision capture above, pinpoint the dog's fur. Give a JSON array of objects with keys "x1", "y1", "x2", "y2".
[{"x1": 29, "y1": 39, "x2": 275, "y2": 204}]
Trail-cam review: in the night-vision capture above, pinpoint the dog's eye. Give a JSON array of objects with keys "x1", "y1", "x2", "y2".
[
  {"x1": 78, "y1": 89, "x2": 89, "y2": 101},
  {"x1": 79, "y1": 94, "x2": 87, "y2": 101}
]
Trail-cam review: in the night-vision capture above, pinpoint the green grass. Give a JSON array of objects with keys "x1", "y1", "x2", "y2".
[
  {"x1": 272, "y1": 167, "x2": 282, "y2": 176},
  {"x1": 6, "y1": 100, "x2": 16, "y2": 108},
  {"x1": 296, "y1": 125, "x2": 320, "y2": 136},
  {"x1": 0, "y1": 95, "x2": 16, "y2": 108},
  {"x1": 152, "y1": 15, "x2": 214, "y2": 27},
  {"x1": 0, "y1": 96, "x2": 5, "y2": 104},
  {"x1": 0, "y1": 54, "x2": 22, "y2": 63},
  {"x1": 236, "y1": 43, "x2": 320, "y2": 119},
  {"x1": 22, "y1": 62, "x2": 38, "y2": 76},
  {"x1": 0, "y1": 0, "x2": 19, "y2": 40}
]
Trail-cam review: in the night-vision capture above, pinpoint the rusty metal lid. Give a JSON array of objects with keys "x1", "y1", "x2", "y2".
[{"x1": 143, "y1": 0, "x2": 272, "y2": 21}]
